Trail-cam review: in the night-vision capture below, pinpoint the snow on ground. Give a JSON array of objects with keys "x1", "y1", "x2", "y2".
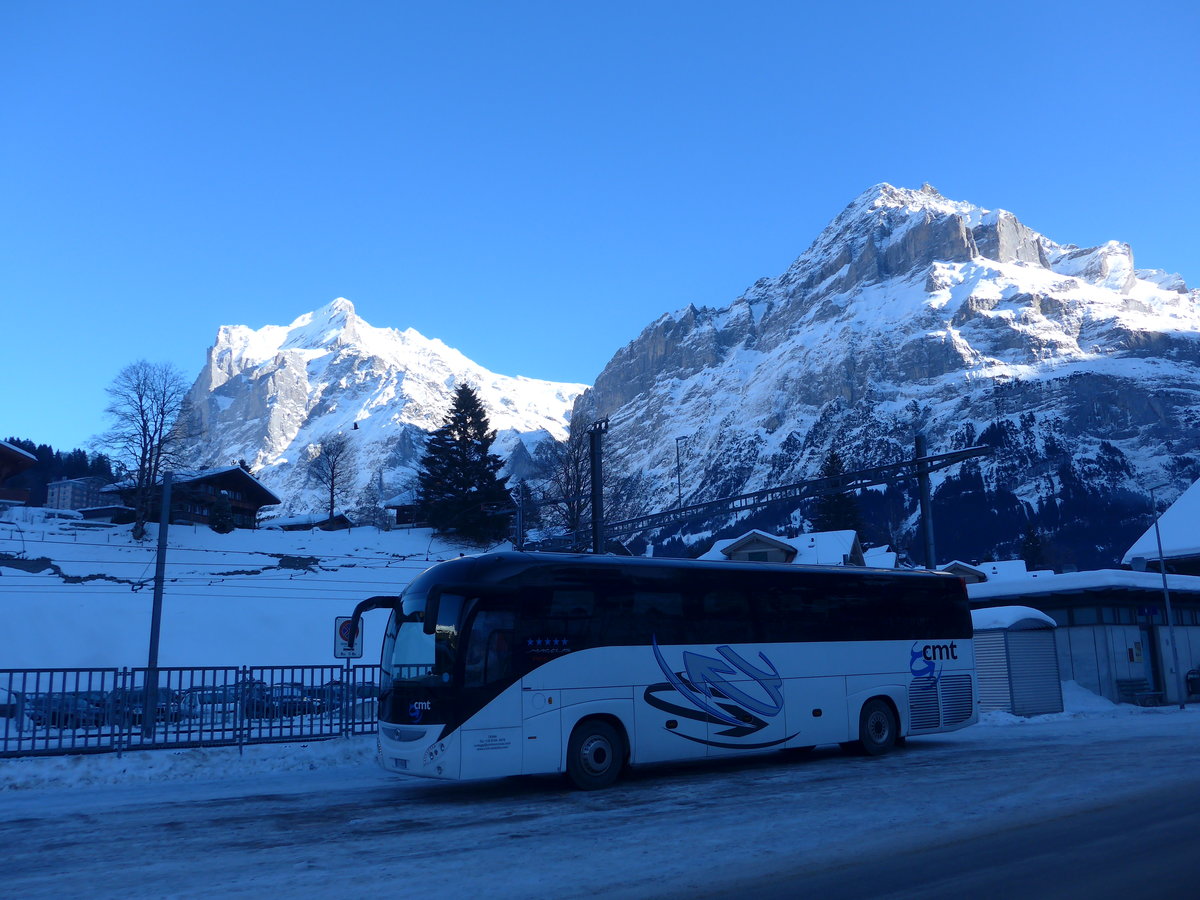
[
  {"x1": 0, "y1": 508, "x2": 480, "y2": 667},
  {"x1": 0, "y1": 731, "x2": 380, "y2": 793}
]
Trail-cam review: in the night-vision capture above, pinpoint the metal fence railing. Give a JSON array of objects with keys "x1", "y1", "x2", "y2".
[{"x1": 0, "y1": 664, "x2": 381, "y2": 758}]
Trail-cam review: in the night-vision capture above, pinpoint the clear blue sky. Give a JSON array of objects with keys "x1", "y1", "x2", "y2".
[{"x1": 4, "y1": 1, "x2": 1198, "y2": 452}]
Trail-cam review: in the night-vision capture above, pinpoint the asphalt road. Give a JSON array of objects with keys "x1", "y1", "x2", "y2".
[{"x1": 724, "y1": 779, "x2": 1200, "y2": 900}]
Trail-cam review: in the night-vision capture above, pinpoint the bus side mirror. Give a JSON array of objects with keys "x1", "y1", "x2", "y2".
[{"x1": 423, "y1": 588, "x2": 442, "y2": 635}]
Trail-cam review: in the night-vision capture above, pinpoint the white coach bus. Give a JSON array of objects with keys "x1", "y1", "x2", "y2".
[{"x1": 347, "y1": 551, "x2": 976, "y2": 790}]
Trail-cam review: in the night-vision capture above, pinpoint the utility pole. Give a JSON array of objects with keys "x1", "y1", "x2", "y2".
[
  {"x1": 915, "y1": 433, "x2": 936, "y2": 569},
  {"x1": 587, "y1": 419, "x2": 609, "y2": 554},
  {"x1": 514, "y1": 481, "x2": 526, "y2": 551},
  {"x1": 143, "y1": 471, "x2": 172, "y2": 738},
  {"x1": 675, "y1": 436, "x2": 687, "y2": 509},
  {"x1": 1150, "y1": 484, "x2": 1186, "y2": 708}
]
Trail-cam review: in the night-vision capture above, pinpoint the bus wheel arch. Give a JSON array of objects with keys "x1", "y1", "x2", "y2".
[
  {"x1": 565, "y1": 715, "x2": 628, "y2": 790},
  {"x1": 853, "y1": 696, "x2": 900, "y2": 756}
]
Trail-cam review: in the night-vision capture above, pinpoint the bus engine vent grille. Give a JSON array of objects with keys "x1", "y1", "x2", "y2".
[
  {"x1": 908, "y1": 677, "x2": 940, "y2": 731},
  {"x1": 939, "y1": 674, "x2": 974, "y2": 726}
]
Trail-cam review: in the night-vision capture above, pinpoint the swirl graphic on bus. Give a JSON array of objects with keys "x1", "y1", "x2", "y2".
[
  {"x1": 645, "y1": 638, "x2": 799, "y2": 750},
  {"x1": 910, "y1": 642, "x2": 937, "y2": 680}
]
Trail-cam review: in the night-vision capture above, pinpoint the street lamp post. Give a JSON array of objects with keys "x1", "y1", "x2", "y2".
[
  {"x1": 1149, "y1": 484, "x2": 1186, "y2": 709},
  {"x1": 674, "y1": 436, "x2": 687, "y2": 509}
]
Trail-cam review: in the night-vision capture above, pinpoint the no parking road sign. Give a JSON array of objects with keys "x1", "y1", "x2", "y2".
[{"x1": 335, "y1": 616, "x2": 364, "y2": 659}]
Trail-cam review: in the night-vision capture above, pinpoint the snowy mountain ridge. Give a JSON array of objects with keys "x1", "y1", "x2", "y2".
[
  {"x1": 185, "y1": 298, "x2": 585, "y2": 517},
  {"x1": 576, "y1": 183, "x2": 1200, "y2": 566}
]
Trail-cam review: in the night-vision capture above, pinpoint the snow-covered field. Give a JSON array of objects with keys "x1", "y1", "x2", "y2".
[
  {"x1": 2, "y1": 683, "x2": 1198, "y2": 898},
  {"x1": 0, "y1": 508, "x2": 474, "y2": 668}
]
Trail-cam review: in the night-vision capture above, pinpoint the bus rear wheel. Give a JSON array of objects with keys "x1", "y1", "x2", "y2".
[
  {"x1": 857, "y1": 698, "x2": 898, "y2": 756},
  {"x1": 566, "y1": 719, "x2": 625, "y2": 790}
]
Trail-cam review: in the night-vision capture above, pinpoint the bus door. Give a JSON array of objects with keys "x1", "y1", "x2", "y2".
[
  {"x1": 457, "y1": 601, "x2": 522, "y2": 779},
  {"x1": 516, "y1": 586, "x2": 597, "y2": 774}
]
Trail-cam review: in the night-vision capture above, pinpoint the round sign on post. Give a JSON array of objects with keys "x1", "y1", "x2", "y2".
[{"x1": 335, "y1": 615, "x2": 364, "y2": 659}]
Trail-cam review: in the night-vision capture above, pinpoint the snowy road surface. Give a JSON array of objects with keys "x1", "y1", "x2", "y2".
[
  {"x1": 3, "y1": 698, "x2": 1200, "y2": 899},
  {"x1": 733, "y1": 777, "x2": 1200, "y2": 900}
]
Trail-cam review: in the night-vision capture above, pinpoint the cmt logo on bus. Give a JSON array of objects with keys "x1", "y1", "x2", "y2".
[
  {"x1": 646, "y1": 638, "x2": 799, "y2": 751},
  {"x1": 408, "y1": 700, "x2": 432, "y2": 723},
  {"x1": 910, "y1": 641, "x2": 959, "y2": 680}
]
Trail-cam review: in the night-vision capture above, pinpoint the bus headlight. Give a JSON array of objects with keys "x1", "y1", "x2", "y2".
[{"x1": 423, "y1": 741, "x2": 446, "y2": 766}]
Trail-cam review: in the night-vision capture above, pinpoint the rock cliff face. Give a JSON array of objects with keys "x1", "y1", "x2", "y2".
[
  {"x1": 575, "y1": 184, "x2": 1200, "y2": 567},
  {"x1": 184, "y1": 299, "x2": 585, "y2": 518}
]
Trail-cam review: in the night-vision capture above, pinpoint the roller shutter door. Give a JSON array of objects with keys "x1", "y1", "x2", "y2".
[
  {"x1": 1007, "y1": 629, "x2": 1063, "y2": 716},
  {"x1": 974, "y1": 631, "x2": 1011, "y2": 713}
]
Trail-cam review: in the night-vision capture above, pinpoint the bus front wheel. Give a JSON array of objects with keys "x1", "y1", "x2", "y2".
[
  {"x1": 566, "y1": 719, "x2": 625, "y2": 790},
  {"x1": 856, "y1": 698, "x2": 898, "y2": 756}
]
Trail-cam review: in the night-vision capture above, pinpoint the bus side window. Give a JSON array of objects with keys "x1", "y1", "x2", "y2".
[
  {"x1": 484, "y1": 629, "x2": 513, "y2": 684},
  {"x1": 759, "y1": 587, "x2": 832, "y2": 642},
  {"x1": 632, "y1": 591, "x2": 689, "y2": 645},
  {"x1": 517, "y1": 589, "x2": 595, "y2": 669},
  {"x1": 548, "y1": 589, "x2": 594, "y2": 618},
  {"x1": 698, "y1": 590, "x2": 754, "y2": 645},
  {"x1": 464, "y1": 609, "x2": 516, "y2": 687}
]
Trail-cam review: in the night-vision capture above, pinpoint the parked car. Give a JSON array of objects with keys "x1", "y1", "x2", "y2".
[
  {"x1": 318, "y1": 680, "x2": 378, "y2": 710},
  {"x1": 236, "y1": 679, "x2": 277, "y2": 719},
  {"x1": 25, "y1": 692, "x2": 107, "y2": 729},
  {"x1": 267, "y1": 683, "x2": 324, "y2": 717},
  {"x1": 180, "y1": 686, "x2": 242, "y2": 722},
  {"x1": 0, "y1": 688, "x2": 24, "y2": 720},
  {"x1": 105, "y1": 687, "x2": 183, "y2": 726}
]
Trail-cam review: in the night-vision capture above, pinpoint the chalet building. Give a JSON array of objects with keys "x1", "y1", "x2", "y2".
[
  {"x1": 46, "y1": 476, "x2": 112, "y2": 511},
  {"x1": 700, "y1": 529, "x2": 866, "y2": 566},
  {"x1": 1123, "y1": 478, "x2": 1200, "y2": 575},
  {"x1": 0, "y1": 440, "x2": 37, "y2": 507},
  {"x1": 100, "y1": 467, "x2": 281, "y2": 529},
  {"x1": 269, "y1": 512, "x2": 355, "y2": 532},
  {"x1": 383, "y1": 493, "x2": 425, "y2": 527}
]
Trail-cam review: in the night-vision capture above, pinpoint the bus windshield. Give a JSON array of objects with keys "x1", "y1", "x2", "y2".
[{"x1": 382, "y1": 593, "x2": 466, "y2": 687}]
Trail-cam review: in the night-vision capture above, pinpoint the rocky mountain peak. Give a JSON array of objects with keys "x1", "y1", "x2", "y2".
[
  {"x1": 576, "y1": 184, "x2": 1200, "y2": 567},
  {"x1": 185, "y1": 299, "x2": 586, "y2": 518}
]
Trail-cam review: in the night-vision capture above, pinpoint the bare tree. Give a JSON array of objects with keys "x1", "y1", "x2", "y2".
[
  {"x1": 532, "y1": 425, "x2": 592, "y2": 539},
  {"x1": 307, "y1": 432, "x2": 357, "y2": 522},
  {"x1": 101, "y1": 360, "x2": 192, "y2": 539}
]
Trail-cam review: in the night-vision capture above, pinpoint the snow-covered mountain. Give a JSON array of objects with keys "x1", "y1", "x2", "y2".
[
  {"x1": 575, "y1": 183, "x2": 1200, "y2": 567},
  {"x1": 184, "y1": 299, "x2": 585, "y2": 517}
]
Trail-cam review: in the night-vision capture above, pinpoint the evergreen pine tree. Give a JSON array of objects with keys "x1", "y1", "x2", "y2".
[
  {"x1": 417, "y1": 384, "x2": 511, "y2": 542},
  {"x1": 209, "y1": 491, "x2": 236, "y2": 534},
  {"x1": 810, "y1": 449, "x2": 864, "y2": 534}
]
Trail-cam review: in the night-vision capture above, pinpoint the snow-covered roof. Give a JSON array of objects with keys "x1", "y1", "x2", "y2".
[
  {"x1": 969, "y1": 568, "x2": 1200, "y2": 602},
  {"x1": 1123, "y1": 479, "x2": 1200, "y2": 564},
  {"x1": 941, "y1": 559, "x2": 1055, "y2": 582},
  {"x1": 267, "y1": 512, "x2": 353, "y2": 528},
  {"x1": 0, "y1": 440, "x2": 37, "y2": 463},
  {"x1": 700, "y1": 529, "x2": 861, "y2": 566},
  {"x1": 971, "y1": 606, "x2": 1056, "y2": 631},
  {"x1": 101, "y1": 467, "x2": 282, "y2": 505},
  {"x1": 862, "y1": 546, "x2": 898, "y2": 568}
]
